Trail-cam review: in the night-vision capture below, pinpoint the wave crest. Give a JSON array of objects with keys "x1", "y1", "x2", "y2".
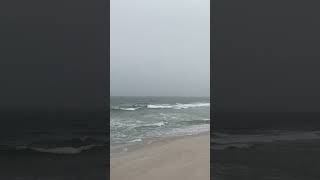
[{"x1": 112, "y1": 102, "x2": 210, "y2": 111}]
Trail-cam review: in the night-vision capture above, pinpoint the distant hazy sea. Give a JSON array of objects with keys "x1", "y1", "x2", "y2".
[{"x1": 110, "y1": 96, "x2": 210, "y2": 152}]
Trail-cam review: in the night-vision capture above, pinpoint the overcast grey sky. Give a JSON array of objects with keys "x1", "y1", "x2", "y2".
[{"x1": 111, "y1": 0, "x2": 209, "y2": 97}]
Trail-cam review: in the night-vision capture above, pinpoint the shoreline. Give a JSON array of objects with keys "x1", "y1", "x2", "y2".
[
  {"x1": 111, "y1": 133, "x2": 210, "y2": 180},
  {"x1": 111, "y1": 131, "x2": 209, "y2": 156}
]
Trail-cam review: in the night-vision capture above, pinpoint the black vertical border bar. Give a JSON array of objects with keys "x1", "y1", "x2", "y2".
[
  {"x1": 210, "y1": 0, "x2": 214, "y2": 179},
  {"x1": 106, "y1": 0, "x2": 111, "y2": 178}
]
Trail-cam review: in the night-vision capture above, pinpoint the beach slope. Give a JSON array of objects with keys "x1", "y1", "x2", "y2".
[{"x1": 111, "y1": 134, "x2": 209, "y2": 180}]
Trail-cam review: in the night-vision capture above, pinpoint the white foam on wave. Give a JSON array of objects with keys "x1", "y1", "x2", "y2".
[
  {"x1": 173, "y1": 103, "x2": 210, "y2": 109},
  {"x1": 149, "y1": 124, "x2": 209, "y2": 138},
  {"x1": 112, "y1": 102, "x2": 209, "y2": 111},
  {"x1": 111, "y1": 118, "x2": 143, "y2": 128},
  {"x1": 201, "y1": 118, "x2": 210, "y2": 121},
  {"x1": 119, "y1": 107, "x2": 141, "y2": 111},
  {"x1": 149, "y1": 121, "x2": 166, "y2": 127},
  {"x1": 128, "y1": 138, "x2": 142, "y2": 143},
  {"x1": 147, "y1": 103, "x2": 210, "y2": 109},
  {"x1": 147, "y1": 104, "x2": 173, "y2": 109},
  {"x1": 138, "y1": 121, "x2": 167, "y2": 128},
  {"x1": 111, "y1": 106, "x2": 142, "y2": 111}
]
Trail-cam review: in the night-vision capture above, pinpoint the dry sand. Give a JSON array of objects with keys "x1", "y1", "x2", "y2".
[{"x1": 111, "y1": 134, "x2": 209, "y2": 180}]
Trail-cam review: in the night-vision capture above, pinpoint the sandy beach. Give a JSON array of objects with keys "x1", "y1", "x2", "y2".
[{"x1": 111, "y1": 134, "x2": 210, "y2": 180}]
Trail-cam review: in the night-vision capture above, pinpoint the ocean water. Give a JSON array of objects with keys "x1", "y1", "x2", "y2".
[
  {"x1": 213, "y1": 112, "x2": 320, "y2": 180},
  {"x1": 213, "y1": 130, "x2": 320, "y2": 150},
  {"x1": 0, "y1": 110, "x2": 107, "y2": 155},
  {"x1": 110, "y1": 96, "x2": 210, "y2": 151},
  {"x1": 213, "y1": 112, "x2": 320, "y2": 150},
  {"x1": 0, "y1": 109, "x2": 108, "y2": 179}
]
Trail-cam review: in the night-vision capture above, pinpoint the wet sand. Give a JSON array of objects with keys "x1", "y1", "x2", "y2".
[{"x1": 111, "y1": 134, "x2": 210, "y2": 180}]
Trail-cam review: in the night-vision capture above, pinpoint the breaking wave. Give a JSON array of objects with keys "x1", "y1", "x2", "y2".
[{"x1": 112, "y1": 102, "x2": 210, "y2": 111}]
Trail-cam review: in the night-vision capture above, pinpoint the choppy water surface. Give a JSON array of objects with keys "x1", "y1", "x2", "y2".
[{"x1": 110, "y1": 96, "x2": 210, "y2": 149}]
